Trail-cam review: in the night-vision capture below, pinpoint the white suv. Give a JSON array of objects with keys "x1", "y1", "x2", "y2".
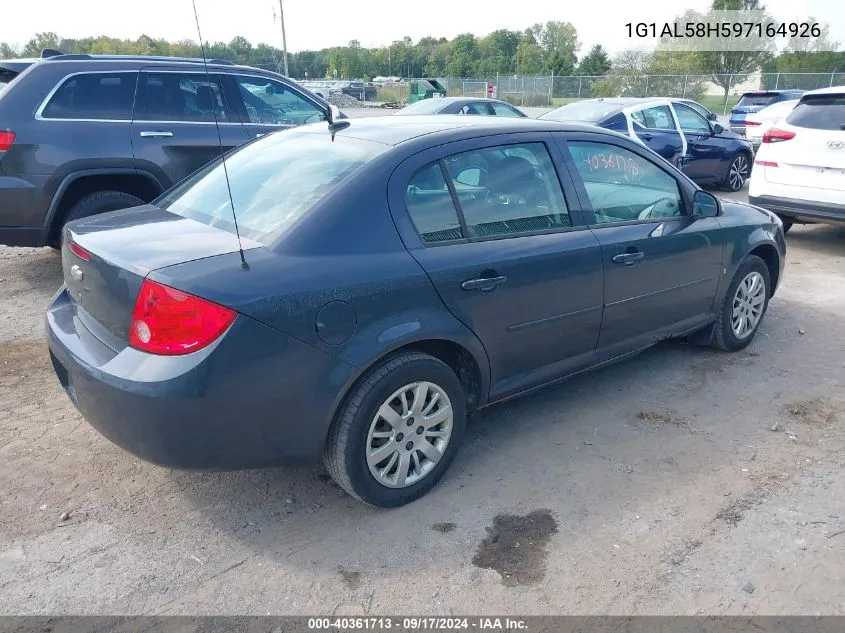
[{"x1": 749, "y1": 86, "x2": 845, "y2": 232}]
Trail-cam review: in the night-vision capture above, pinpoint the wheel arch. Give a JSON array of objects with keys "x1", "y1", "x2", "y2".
[
  {"x1": 43, "y1": 169, "x2": 165, "y2": 239},
  {"x1": 323, "y1": 333, "x2": 491, "y2": 451}
]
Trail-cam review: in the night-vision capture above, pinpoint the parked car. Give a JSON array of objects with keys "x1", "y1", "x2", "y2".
[
  {"x1": 675, "y1": 98, "x2": 719, "y2": 122},
  {"x1": 0, "y1": 51, "x2": 340, "y2": 247},
  {"x1": 744, "y1": 99, "x2": 800, "y2": 152},
  {"x1": 395, "y1": 96, "x2": 526, "y2": 118},
  {"x1": 539, "y1": 98, "x2": 754, "y2": 191},
  {"x1": 47, "y1": 116, "x2": 785, "y2": 507},
  {"x1": 729, "y1": 90, "x2": 805, "y2": 136},
  {"x1": 749, "y1": 86, "x2": 845, "y2": 232}
]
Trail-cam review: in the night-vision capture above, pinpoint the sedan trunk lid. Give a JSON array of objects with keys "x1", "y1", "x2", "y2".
[{"x1": 61, "y1": 205, "x2": 261, "y2": 345}]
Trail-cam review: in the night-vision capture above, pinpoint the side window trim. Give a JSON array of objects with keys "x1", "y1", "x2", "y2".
[
  {"x1": 438, "y1": 159, "x2": 471, "y2": 240},
  {"x1": 560, "y1": 135, "x2": 690, "y2": 227},
  {"x1": 35, "y1": 70, "x2": 140, "y2": 122},
  {"x1": 630, "y1": 104, "x2": 679, "y2": 133}
]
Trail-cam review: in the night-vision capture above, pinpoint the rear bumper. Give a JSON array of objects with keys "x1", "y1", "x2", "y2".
[
  {"x1": 46, "y1": 288, "x2": 356, "y2": 469},
  {"x1": 748, "y1": 195, "x2": 845, "y2": 224}
]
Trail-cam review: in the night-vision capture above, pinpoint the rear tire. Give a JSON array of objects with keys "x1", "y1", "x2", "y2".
[
  {"x1": 50, "y1": 191, "x2": 145, "y2": 247},
  {"x1": 712, "y1": 255, "x2": 771, "y2": 352},
  {"x1": 324, "y1": 351, "x2": 466, "y2": 508}
]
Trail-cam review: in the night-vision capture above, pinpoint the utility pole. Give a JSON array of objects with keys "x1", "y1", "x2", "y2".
[{"x1": 272, "y1": 0, "x2": 289, "y2": 76}]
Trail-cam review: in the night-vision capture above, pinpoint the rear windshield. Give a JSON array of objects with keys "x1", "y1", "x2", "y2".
[
  {"x1": 785, "y1": 95, "x2": 845, "y2": 130},
  {"x1": 158, "y1": 131, "x2": 386, "y2": 244},
  {"x1": 540, "y1": 101, "x2": 620, "y2": 123},
  {"x1": 397, "y1": 99, "x2": 447, "y2": 115},
  {"x1": 737, "y1": 94, "x2": 778, "y2": 107}
]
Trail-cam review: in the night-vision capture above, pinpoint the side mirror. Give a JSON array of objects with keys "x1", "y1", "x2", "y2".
[
  {"x1": 712, "y1": 123, "x2": 724, "y2": 135},
  {"x1": 708, "y1": 112, "x2": 718, "y2": 121},
  {"x1": 693, "y1": 190, "x2": 720, "y2": 217}
]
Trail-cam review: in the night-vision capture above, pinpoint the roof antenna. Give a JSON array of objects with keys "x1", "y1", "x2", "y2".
[{"x1": 191, "y1": 0, "x2": 249, "y2": 271}]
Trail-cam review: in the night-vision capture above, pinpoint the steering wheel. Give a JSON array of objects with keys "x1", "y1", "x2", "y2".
[
  {"x1": 258, "y1": 110, "x2": 280, "y2": 125},
  {"x1": 638, "y1": 197, "x2": 680, "y2": 220}
]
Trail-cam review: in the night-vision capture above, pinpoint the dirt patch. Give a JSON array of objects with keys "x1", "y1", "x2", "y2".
[
  {"x1": 432, "y1": 522, "x2": 456, "y2": 534},
  {"x1": 338, "y1": 567, "x2": 362, "y2": 590},
  {"x1": 635, "y1": 410, "x2": 695, "y2": 432},
  {"x1": 472, "y1": 510, "x2": 558, "y2": 586},
  {"x1": 784, "y1": 398, "x2": 840, "y2": 427},
  {"x1": 715, "y1": 495, "x2": 760, "y2": 526},
  {"x1": 663, "y1": 538, "x2": 703, "y2": 567},
  {"x1": 0, "y1": 339, "x2": 51, "y2": 388}
]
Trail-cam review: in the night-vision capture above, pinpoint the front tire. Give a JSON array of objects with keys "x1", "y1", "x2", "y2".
[
  {"x1": 723, "y1": 153, "x2": 750, "y2": 192},
  {"x1": 324, "y1": 351, "x2": 467, "y2": 508},
  {"x1": 712, "y1": 255, "x2": 771, "y2": 352}
]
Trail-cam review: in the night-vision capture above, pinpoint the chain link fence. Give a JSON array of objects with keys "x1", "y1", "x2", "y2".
[{"x1": 429, "y1": 72, "x2": 845, "y2": 112}]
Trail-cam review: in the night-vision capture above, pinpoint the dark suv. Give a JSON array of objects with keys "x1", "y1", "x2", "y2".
[{"x1": 0, "y1": 52, "x2": 336, "y2": 247}]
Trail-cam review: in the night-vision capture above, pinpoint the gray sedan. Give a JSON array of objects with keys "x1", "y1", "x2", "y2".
[{"x1": 395, "y1": 96, "x2": 526, "y2": 117}]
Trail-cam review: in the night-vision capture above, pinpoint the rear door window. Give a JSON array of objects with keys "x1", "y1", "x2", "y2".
[
  {"x1": 138, "y1": 73, "x2": 231, "y2": 122},
  {"x1": 492, "y1": 103, "x2": 524, "y2": 118},
  {"x1": 786, "y1": 95, "x2": 845, "y2": 130},
  {"x1": 41, "y1": 72, "x2": 138, "y2": 120},
  {"x1": 631, "y1": 105, "x2": 675, "y2": 131},
  {"x1": 406, "y1": 163, "x2": 465, "y2": 243}
]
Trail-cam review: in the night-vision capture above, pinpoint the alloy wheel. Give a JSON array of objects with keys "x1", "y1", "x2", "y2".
[
  {"x1": 366, "y1": 381, "x2": 453, "y2": 489},
  {"x1": 731, "y1": 271, "x2": 766, "y2": 339},
  {"x1": 729, "y1": 155, "x2": 749, "y2": 191}
]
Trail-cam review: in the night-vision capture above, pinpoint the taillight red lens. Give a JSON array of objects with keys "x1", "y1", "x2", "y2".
[
  {"x1": 756, "y1": 160, "x2": 779, "y2": 167},
  {"x1": 762, "y1": 127, "x2": 796, "y2": 143},
  {"x1": 0, "y1": 130, "x2": 15, "y2": 151},
  {"x1": 129, "y1": 279, "x2": 236, "y2": 355},
  {"x1": 745, "y1": 120, "x2": 761, "y2": 126},
  {"x1": 68, "y1": 241, "x2": 92, "y2": 261}
]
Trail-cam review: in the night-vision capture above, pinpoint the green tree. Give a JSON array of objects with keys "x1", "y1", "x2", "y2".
[
  {"x1": 515, "y1": 31, "x2": 543, "y2": 74},
  {"x1": 22, "y1": 32, "x2": 61, "y2": 56},
  {"x1": 577, "y1": 45, "x2": 611, "y2": 76},
  {"x1": 537, "y1": 21, "x2": 580, "y2": 75},
  {"x1": 447, "y1": 33, "x2": 477, "y2": 77},
  {"x1": 697, "y1": 0, "x2": 776, "y2": 101}
]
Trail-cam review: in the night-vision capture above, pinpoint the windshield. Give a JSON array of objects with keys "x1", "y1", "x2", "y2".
[
  {"x1": 540, "y1": 101, "x2": 621, "y2": 123},
  {"x1": 737, "y1": 94, "x2": 778, "y2": 108},
  {"x1": 158, "y1": 131, "x2": 386, "y2": 244}
]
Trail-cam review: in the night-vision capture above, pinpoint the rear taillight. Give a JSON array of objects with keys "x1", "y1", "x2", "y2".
[
  {"x1": 129, "y1": 279, "x2": 236, "y2": 355},
  {"x1": 762, "y1": 127, "x2": 796, "y2": 143},
  {"x1": 756, "y1": 160, "x2": 779, "y2": 168},
  {"x1": 0, "y1": 130, "x2": 14, "y2": 151},
  {"x1": 745, "y1": 120, "x2": 761, "y2": 127}
]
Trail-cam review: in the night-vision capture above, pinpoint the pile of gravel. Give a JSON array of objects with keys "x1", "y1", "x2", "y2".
[{"x1": 328, "y1": 92, "x2": 363, "y2": 107}]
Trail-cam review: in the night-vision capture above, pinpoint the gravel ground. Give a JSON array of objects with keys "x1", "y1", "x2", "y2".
[{"x1": 1, "y1": 188, "x2": 845, "y2": 615}]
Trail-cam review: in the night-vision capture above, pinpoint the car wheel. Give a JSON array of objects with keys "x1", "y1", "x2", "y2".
[
  {"x1": 712, "y1": 255, "x2": 771, "y2": 352},
  {"x1": 324, "y1": 351, "x2": 467, "y2": 507},
  {"x1": 51, "y1": 191, "x2": 145, "y2": 247},
  {"x1": 777, "y1": 215, "x2": 794, "y2": 234},
  {"x1": 723, "y1": 153, "x2": 750, "y2": 192}
]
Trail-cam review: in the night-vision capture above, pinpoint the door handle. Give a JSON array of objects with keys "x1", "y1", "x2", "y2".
[
  {"x1": 639, "y1": 133, "x2": 654, "y2": 141},
  {"x1": 139, "y1": 131, "x2": 173, "y2": 138},
  {"x1": 461, "y1": 275, "x2": 507, "y2": 291},
  {"x1": 612, "y1": 251, "x2": 645, "y2": 265}
]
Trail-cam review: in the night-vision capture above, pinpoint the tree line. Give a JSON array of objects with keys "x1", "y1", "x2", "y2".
[{"x1": 3, "y1": 0, "x2": 841, "y2": 98}]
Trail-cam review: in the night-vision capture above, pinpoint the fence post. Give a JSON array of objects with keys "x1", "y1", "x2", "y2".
[
  {"x1": 682, "y1": 75, "x2": 687, "y2": 98},
  {"x1": 578, "y1": 76, "x2": 582, "y2": 99},
  {"x1": 723, "y1": 74, "x2": 732, "y2": 115},
  {"x1": 550, "y1": 73, "x2": 554, "y2": 105},
  {"x1": 644, "y1": 74, "x2": 649, "y2": 97},
  {"x1": 831, "y1": 70, "x2": 836, "y2": 87},
  {"x1": 774, "y1": 73, "x2": 780, "y2": 89}
]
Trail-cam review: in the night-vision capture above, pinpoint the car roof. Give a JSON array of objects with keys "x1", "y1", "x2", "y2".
[
  {"x1": 290, "y1": 115, "x2": 611, "y2": 146},
  {"x1": 801, "y1": 85, "x2": 845, "y2": 97}
]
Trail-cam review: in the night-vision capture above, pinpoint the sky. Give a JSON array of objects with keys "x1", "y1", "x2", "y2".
[{"x1": 4, "y1": 0, "x2": 844, "y2": 54}]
